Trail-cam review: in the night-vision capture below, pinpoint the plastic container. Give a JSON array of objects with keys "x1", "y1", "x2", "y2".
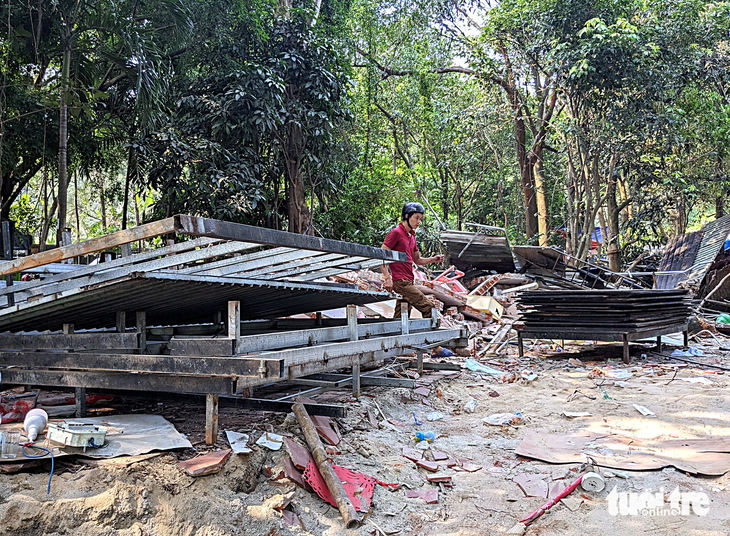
[
  {"x1": 1, "y1": 431, "x2": 20, "y2": 459},
  {"x1": 23, "y1": 408, "x2": 48, "y2": 442},
  {"x1": 414, "y1": 431, "x2": 436, "y2": 442}
]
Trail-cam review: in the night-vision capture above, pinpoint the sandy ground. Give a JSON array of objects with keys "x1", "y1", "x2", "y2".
[{"x1": 1, "y1": 336, "x2": 730, "y2": 536}]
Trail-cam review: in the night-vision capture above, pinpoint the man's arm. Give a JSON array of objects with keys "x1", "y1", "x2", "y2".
[
  {"x1": 380, "y1": 244, "x2": 394, "y2": 292},
  {"x1": 413, "y1": 250, "x2": 444, "y2": 266}
]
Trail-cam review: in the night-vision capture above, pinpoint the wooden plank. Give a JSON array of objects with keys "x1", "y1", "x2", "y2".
[
  {"x1": 233, "y1": 319, "x2": 434, "y2": 353},
  {"x1": 0, "y1": 368, "x2": 238, "y2": 395},
  {"x1": 0, "y1": 332, "x2": 139, "y2": 350},
  {"x1": 239, "y1": 398, "x2": 346, "y2": 418},
  {"x1": 0, "y1": 217, "x2": 178, "y2": 277},
  {"x1": 206, "y1": 393, "x2": 219, "y2": 445},
  {"x1": 0, "y1": 351, "x2": 285, "y2": 377},
  {"x1": 176, "y1": 215, "x2": 406, "y2": 262},
  {"x1": 167, "y1": 338, "x2": 235, "y2": 357}
]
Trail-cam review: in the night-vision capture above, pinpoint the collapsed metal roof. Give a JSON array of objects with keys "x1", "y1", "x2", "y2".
[{"x1": 0, "y1": 216, "x2": 402, "y2": 332}]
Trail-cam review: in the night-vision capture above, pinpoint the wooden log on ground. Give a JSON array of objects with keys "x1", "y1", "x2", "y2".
[{"x1": 292, "y1": 402, "x2": 360, "y2": 529}]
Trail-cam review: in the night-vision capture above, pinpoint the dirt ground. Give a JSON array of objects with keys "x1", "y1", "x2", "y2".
[{"x1": 1, "y1": 335, "x2": 730, "y2": 536}]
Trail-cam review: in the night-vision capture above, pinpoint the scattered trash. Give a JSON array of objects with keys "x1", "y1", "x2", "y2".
[
  {"x1": 513, "y1": 473, "x2": 548, "y2": 498},
  {"x1": 580, "y1": 472, "x2": 605, "y2": 492},
  {"x1": 563, "y1": 411, "x2": 592, "y2": 418},
  {"x1": 511, "y1": 473, "x2": 587, "y2": 531},
  {"x1": 604, "y1": 369, "x2": 632, "y2": 380},
  {"x1": 633, "y1": 404, "x2": 656, "y2": 416},
  {"x1": 463, "y1": 399, "x2": 477, "y2": 413},
  {"x1": 567, "y1": 358, "x2": 583, "y2": 367},
  {"x1": 716, "y1": 313, "x2": 730, "y2": 324},
  {"x1": 432, "y1": 346, "x2": 454, "y2": 358},
  {"x1": 256, "y1": 432, "x2": 285, "y2": 450},
  {"x1": 679, "y1": 377, "x2": 714, "y2": 385},
  {"x1": 483, "y1": 412, "x2": 523, "y2": 426},
  {"x1": 224, "y1": 431, "x2": 252, "y2": 454},
  {"x1": 465, "y1": 359, "x2": 506, "y2": 375},
  {"x1": 414, "y1": 431, "x2": 436, "y2": 442},
  {"x1": 521, "y1": 371, "x2": 538, "y2": 382},
  {"x1": 426, "y1": 411, "x2": 445, "y2": 421},
  {"x1": 672, "y1": 347, "x2": 705, "y2": 357},
  {"x1": 412, "y1": 412, "x2": 423, "y2": 425}
]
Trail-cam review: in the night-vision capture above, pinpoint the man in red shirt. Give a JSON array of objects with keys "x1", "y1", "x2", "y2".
[{"x1": 381, "y1": 202, "x2": 444, "y2": 318}]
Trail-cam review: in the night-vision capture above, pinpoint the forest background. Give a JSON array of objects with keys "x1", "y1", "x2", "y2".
[{"x1": 2, "y1": 0, "x2": 730, "y2": 271}]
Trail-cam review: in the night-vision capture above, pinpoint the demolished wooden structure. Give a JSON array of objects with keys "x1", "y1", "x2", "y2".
[{"x1": 0, "y1": 216, "x2": 467, "y2": 443}]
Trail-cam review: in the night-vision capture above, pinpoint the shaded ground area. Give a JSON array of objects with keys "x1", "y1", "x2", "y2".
[{"x1": 1, "y1": 336, "x2": 730, "y2": 536}]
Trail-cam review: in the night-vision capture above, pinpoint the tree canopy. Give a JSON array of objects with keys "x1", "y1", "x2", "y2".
[{"x1": 2, "y1": 0, "x2": 729, "y2": 265}]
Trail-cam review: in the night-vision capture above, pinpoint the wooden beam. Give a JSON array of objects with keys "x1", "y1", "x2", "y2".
[
  {"x1": 0, "y1": 369, "x2": 238, "y2": 395},
  {"x1": 0, "y1": 352, "x2": 285, "y2": 377},
  {"x1": 0, "y1": 217, "x2": 178, "y2": 276},
  {"x1": 206, "y1": 393, "x2": 219, "y2": 445},
  {"x1": 0, "y1": 332, "x2": 139, "y2": 351}
]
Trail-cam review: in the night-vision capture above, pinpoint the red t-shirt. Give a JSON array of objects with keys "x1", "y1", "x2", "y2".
[{"x1": 383, "y1": 223, "x2": 418, "y2": 281}]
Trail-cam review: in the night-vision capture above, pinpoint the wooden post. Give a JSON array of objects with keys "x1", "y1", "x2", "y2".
[
  {"x1": 136, "y1": 311, "x2": 146, "y2": 353},
  {"x1": 431, "y1": 307, "x2": 439, "y2": 329},
  {"x1": 228, "y1": 301, "x2": 241, "y2": 353},
  {"x1": 2, "y1": 221, "x2": 14, "y2": 306},
  {"x1": 62, "y1": 324, "x2": 74, "y2": 334},
  {"x1": 683, "y1": 330, "x2": 689, "y2": 348},
  {"x1": 656, "y1": 336, "x2": 662, "y2": 353},
  {"x1": 315, "y1": 312, "x2": 323, "y2": 327},
  {"x1": 292, "y1": 402, "x2": 360, "y2": 529},
  {"x1": 400, "y1": 302, "x2": 409, "y2": 335},
  {"x1": 205, "y1": 393, "x2": 219, "y2": 445},
  {"x1": 75, "y1": 387, "x2": 86, "y2": 418},
  {"x1": 347, "y1": 305, "x2": 360, "y2": 398},
  {"x1": 517, "y1": 331, "x2": 524, "y2": 358},
  {"x1": 622, "y1": 334, "x2": 629, "y2": 364},
  {"x1": 416, "y1": 349, "x2": 424, "y2": 376},
  {"x1": 116, "y1": 311, "x2": 126, "y2": 333}
]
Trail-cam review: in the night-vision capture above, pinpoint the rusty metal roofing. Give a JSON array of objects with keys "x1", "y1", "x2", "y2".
[
  {"x1": 0, "y1": 272, "x2": 389, "y2": 332},
  {"x1": 655, "y1": 231, "x2": 703, "y2": 289},
  {"x1": 686, "y1": 215, "x2": 730, "y2": 283},
  {"x1": 441, "y1": 228, "x2": 515, "y2": 273},
  {"x1": 0, "y1": 217, "x2": 403, "y2": 332}
]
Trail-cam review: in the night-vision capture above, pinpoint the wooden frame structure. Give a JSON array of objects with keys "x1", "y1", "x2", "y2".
[{"x1": 0, "y1": 217, "x2": 466, "y2": 443}]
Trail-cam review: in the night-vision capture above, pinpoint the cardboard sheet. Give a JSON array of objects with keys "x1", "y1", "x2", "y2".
[{"x1": 516, "y1": 429, "x2": 730, "y2": 476}]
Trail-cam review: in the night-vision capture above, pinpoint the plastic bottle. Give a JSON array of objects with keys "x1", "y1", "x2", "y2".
[
  {"x1": 23, "y1": 408, "x2": 48, "y2": 442},
  {"x1": 414, "y1": 431, "x2": 436, "y2": 442}
]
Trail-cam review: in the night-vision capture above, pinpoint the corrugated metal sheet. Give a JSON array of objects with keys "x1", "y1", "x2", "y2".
[
  {"x1": 655, "y1": 232, "x2": 703, "y2": 289},
  {"x1": 685, "y1": 215, "x2": 730, "y2": 283},
  {"x1": 0, "y1": 272, "x2": 389, "y2": 332},
  {"x1": 441, "y1": 230, "x2": 515, "y2": 273}
]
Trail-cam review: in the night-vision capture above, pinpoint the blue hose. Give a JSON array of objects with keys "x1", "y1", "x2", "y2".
[{"x1": 22, "y1": 445, "x2": 54, "y2": 494}]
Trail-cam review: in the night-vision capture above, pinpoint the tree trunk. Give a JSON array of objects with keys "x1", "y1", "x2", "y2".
[
  {"x1": 605, "y1": 155, "x2": 621, "y2": 272},
  {"x1": 57, "y1": 44, "x2": 71, "y2": 246},
  {"x1": 285, "y1": 121, "x2": 313, "y2": 235},
  {"x1": 122, "y1": 142, "x2": 136, "y2": 230},
  {"x1": 533, "y1": 157, "x2": 548, "y2": 246}
]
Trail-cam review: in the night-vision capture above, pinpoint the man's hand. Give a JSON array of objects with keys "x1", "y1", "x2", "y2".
[
  {"x1": 383, "y1": 278, "x2": 393, "y2": 292},
  {"x1": 434, "y1": 254, "x2": 445, "y2": 264}
]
